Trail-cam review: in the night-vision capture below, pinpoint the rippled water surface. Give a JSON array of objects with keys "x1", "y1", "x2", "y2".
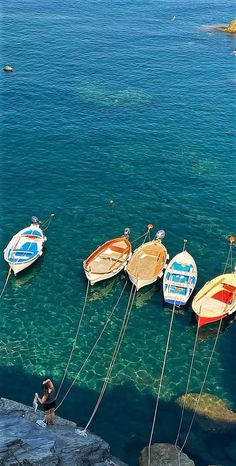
[{"x1": 1, "y1": 1, "x2": 236, "y2": 465}]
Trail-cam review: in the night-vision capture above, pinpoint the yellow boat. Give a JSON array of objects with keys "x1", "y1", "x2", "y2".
[
  {"x1": 192, "y1": 272, "x2": 236, "y2": 327},
  {"x1": 127, "y1": 230, "x2": 168, "y2": 290}
]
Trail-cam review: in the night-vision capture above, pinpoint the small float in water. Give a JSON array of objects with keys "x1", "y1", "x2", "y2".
[
  {"x1": 4, "y1": 216, "x2": 47, "y2": 275},
  {"x1": 3, "y1": 66, "x2": 13, "y2": 72},
  {"x1": 163, "y1": 241, "x2": 197, "y2": 306},
  {"x1": 83, "y1": 228, "x2": 132, "y2": 285},
  {"x1": 126, "y1": 230, "x2": 168, "y2": 291}
]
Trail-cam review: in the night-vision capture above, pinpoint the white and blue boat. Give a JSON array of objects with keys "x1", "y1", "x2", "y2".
[
  {"x1": 163, "y1": 249, "x2": 197, "y2": 306},
  {"x1": 4, "y1": 216, "x2": 47, "y2": 275}
]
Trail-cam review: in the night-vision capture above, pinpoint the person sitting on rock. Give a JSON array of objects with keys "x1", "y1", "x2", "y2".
[{"x1": 35, "y1": 378, "x2": 56, "y2": 425}]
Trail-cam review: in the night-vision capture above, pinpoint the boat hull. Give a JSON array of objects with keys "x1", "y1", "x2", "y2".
[
  {"x1": 128, "y1": 271, "x2": 164, "y2": 291},
  {"x1": 197, "y1": 313, "x2": 228, "y2": 328},
  {"x1": 9, "y1": 254, "x2": 42, "y2": 275},
  {"x1": 83, "y1": 236, "x2": 132, "y2": 285},
  {"x1": 163, "y1": 250, "x2": 197, "y2": 306},
  {"x1": 192, "y1": 273, "x2": 236, "y2": 327},
  {"x1": 127, "y1": 240, "x2": 168, "y2": 290},
  {"x1": 4, "y1": 224, "x2": 46, "y2": 275},
  {"x1": 84, "y1": 253, "x2": 132, "y2": 285}
]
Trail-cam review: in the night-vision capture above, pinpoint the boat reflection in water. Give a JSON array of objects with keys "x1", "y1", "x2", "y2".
[
  {"x1": 193, "y1": 311, "x2": 236, "y2": 342},
  {"x1": 88, "y1": 274, "x2": 123, "y2": 302},
  {"x1": 134, "y1": 284, "x2": 158, "y2": 309}
]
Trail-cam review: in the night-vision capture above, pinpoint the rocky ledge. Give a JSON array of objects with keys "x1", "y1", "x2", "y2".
[
  {"x1": 139, "y1": 444, "x2": 195, "y2": 466},
  {"x1": 0, "y1": 398, "x2": 128, "y2": 466}
]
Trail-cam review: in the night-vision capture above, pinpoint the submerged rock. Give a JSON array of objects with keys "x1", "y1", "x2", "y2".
[
  {"x1": 176, "y1": 393, "x2": 236, "y2": 433},
  {"x1": 139, "y1": 443, "x2": 195, "y2": 466},
  {"x1": 210, "y1": 19, "x2": 236, "y2": 33},
  {"x1": 0, "y1": 397, "x2": 128, "y2": 466}
]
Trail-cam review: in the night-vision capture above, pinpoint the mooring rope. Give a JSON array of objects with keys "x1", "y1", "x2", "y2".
[
  {"x1": 132, "y1": 224, "x2": 154, "y2": 246},
  {"x1": 223, "y1": 237, "x2": 235, "y2": 273},
  {"x1": 40, "y1": 213, "x2": 55, "y2": 231},
  {"x1": 56, "y1": 279, "x2": 90, "y2": 399},
  {"x1": 56, "y1": 280, "x2": 129, "y2": 412},
  {"x1": 147, "y1": 302, "x2": 176, "y2": 466},
  {"x1": 175, "y1": 323, "x2": 200, "y2": 448},
  {"x1": 179, "y1": 318, "x2": 222, "y2": 454},
  {"x1": 82, "y1": 285, "x2": 136, "y2": 432},
  {"x1": 132, "y1": 231, "x2": 149, "y2": 244},
  {"x1": 0, "y1": 268, "x2": 12, "y2": 299}
]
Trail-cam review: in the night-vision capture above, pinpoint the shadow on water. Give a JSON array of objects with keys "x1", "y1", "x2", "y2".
[{"x1": 2, "y1": 364, "x2": 236, "y2": 466}]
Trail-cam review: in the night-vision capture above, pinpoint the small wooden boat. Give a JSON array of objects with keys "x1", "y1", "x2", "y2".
[
  {"x1": 163, "y1": 250, "x2": 197, "y2": 306},
  {"x1": 192, "y1": 272, "x2": 236, "y2": 327},
  {"x1": 4, "y1": 217, "x2": 47, "y2": 275},
  {"x1": 83, "y1": 229, "x2": 132, "y2": 285},
  {"x1": 126, "y1": 230, "x2": 168, "y2": 290}
]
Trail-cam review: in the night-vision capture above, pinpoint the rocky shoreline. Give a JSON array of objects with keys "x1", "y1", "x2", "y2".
[
  {"x1": 0, "y1": 397, "x2": 128, "y2": 466},
  {"x1": 0, "y1": 398, "x2": 196, "y2": 466}
]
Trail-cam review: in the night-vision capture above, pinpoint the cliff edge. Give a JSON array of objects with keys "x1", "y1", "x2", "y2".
[{"x1": 0, "y1": 397, "x2": 128, "y2": 466}]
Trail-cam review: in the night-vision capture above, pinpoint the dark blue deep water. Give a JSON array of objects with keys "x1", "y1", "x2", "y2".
[{"x1": 1, "y1": 1, "x2": 236, "y2": 465}]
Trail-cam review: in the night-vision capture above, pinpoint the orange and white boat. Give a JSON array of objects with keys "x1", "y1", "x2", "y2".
[
  {"x1": 126, "y1": 230, "x2": 168, "y2": 290},
  {"x1": 83, "y1": 229, "x2": 132, "y2": 285},
  {"x1": 192, "y1": 272, "x2": 236, "y2": 327}
]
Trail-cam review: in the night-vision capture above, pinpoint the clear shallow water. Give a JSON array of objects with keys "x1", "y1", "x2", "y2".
[{"x1": 1, "y1": 0, "x2": 236, "y2": 465}]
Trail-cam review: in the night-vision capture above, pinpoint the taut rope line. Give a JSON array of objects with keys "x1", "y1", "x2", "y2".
[
  {"x1": 56, "y1": 279, "x2": 90, "y2": 399},
  {"x1": 132, "y1": 224, "x2": 154, "y2": 246},
  {"x1": 40, "y1": 213, "x2": 55, "y2": 231},
  {"x1": 147, "y1": 302, "x2": 176, "y2": 466},
  {"x1": 56, "y1": 280, "x2": 128, "y2": 412},
  {"x1": 179, "y1": 318, "x2": 223, "y2": 454},
  {"x1": 223, "y1": 237, "x2": 235, "y2": 273},
  {"x1": 175, "y1": 323, "x2": 200, "y2": 447},
  {"x1": 83, "y1": 285, "x2": 137, "y2": 432},
  {"x1": 0, "y1": 268, "x2": 12, "y2": 299}
]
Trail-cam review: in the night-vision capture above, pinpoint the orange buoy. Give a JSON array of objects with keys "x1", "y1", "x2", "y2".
[
  {"x1": 147, "y1": 223, "x2": 154, "y2": 230},
  {"x1": 229, "y1": 235, "x2": 235, "y2": 244}
]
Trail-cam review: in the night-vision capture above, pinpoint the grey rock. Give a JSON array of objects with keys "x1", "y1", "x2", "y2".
[
  {"x1": 0, "y1": 398, "x2": 129, "y2": 466},
  {"x1": 139, "y1": 443, "x2": 195, "y2": 466}
]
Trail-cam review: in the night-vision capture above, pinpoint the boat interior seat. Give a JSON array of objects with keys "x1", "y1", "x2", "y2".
[
  {"x1": 212, "y1": 290, "x2": 233, "y2": 304},
  {"x1": 110, "y1": 245, "x2": 126, "y2": 253},
  {"x1": 14, "y1": 250, "x2": 34, "y2": 257},
  {"x1": 172, "y1": 270, "x2": 194, "y2": 276},
  {"x1": 165, "y1": 280, "x2": 189, "y2": 288},
  {"x1": 223, "y1": 283, "x2": 236, "y2": 292},
  {"x1": 25, "y1": 234, "x2": 41, "y2": 240},
  {"x1": 98, "y1": 253, "x2": 123, "y2": 263},
  {"x1": 198, "y1": 297, "x2": 228, "y2": 315},
  {"x1": 13, "y1": 242, "x2": 38, "y2": 253},
  {"x1": 169, "y1": 286, "x2": 187, "y2": 295}
]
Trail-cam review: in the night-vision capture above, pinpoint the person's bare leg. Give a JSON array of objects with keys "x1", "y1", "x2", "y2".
[
  {"x1": 48, "y1": 408, "x2": 55, "y2": 425},
  {"x1": 45, "y1": 411, "x2": 50, "y2": 425}
]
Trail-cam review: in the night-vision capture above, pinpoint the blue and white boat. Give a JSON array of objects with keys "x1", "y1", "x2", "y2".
[
  {"x1": 163, "y1": 249, "x2": 197, "y2": 306},
  {"x1": 4, "y1": 217, "x2": 47, "y2": 275}
]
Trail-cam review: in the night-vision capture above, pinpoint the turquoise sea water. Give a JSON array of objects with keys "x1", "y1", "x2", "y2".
[{"x1": 1, "y1": 0, "x2": 236, "y2": 465}]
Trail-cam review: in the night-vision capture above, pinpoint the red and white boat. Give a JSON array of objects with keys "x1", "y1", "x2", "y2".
[{"x1": 192, "y1": 271, "x2": 236, "y2": 327}]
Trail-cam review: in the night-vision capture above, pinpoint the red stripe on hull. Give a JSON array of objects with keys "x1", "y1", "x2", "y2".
[{"x1": 197, "y1": 312, "x2": 228, "y2": 328}]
